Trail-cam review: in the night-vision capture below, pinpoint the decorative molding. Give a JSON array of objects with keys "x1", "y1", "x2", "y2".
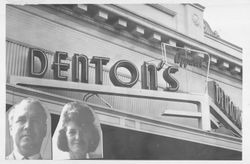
[
  {"x1": 230, "y1": 66, "x2": 241, "y2": 75},
  {"x1": 113, "y1": 18, "x2": 127, "y2": 29},
  {"x1": 132, "y1": 25, "x2": 145, "y2": 36},
  {"x1": 148, "y1": 32, "x2": 161, "y2": 42},
  {"x1": 94, "y1": 10, "x2": 109, "y2": 21},
  {"x1": 192, "y1": 14, "x2": 200, "y2": 27},
  {"x1": 97, "y1": 5, "x2": 242, "y2": 65},
  {"x1": 210, "y1": 56, "x2": 218, "y2": 65},
  {"x1": 147, "y1": 4, "x2": 176, "y2": 16},
  {"x1": 204, "y1": 33, "x2": 243, "y2": 53},
  {"x1": 204, "y1": 20, "x2": 220, "y2": 38},
  {"x1": 218, "y1": 61, "x2": 230, "y2": 70},
  {"x1": 14, "y1": 4, "x2": 243, "y2": 66},
  {"x1": 51, "y1": 4, "x2": 242, "y2": 67},
  {"x1": 190, "y1": 4, "x2": 205, "y2": 11},
  {"x1": 73, "y1": 4, "x2": 88, "y2": 13}
]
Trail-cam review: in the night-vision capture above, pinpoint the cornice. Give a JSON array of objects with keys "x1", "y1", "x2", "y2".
[
  {"x1": 146, "y1": 4, "x2": 177, "y2": 16},
  {"x1": 205, "y1": 34, "x2": 243, "y2": 53},
  {"x1": 99, "y1": 4, "x2": 242, "y2": 63},
  {"x1": 193, "y1": 3, "x2": 205, "y2": 11},
  {"x1": 8, "y1": 4, "x2": 242, "y2": 80},
  {"x1": 91, "y1": 4, "x2": 242, "y2": 78}
]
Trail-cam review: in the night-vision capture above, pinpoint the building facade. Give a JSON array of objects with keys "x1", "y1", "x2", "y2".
[{"x1": 6, "y1": 4, "x2": 242, "y2": 159}]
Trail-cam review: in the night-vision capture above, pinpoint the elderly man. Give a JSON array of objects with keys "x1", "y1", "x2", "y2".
[{"x1": 6, "y1": 98, "x2": 48, "y2": 160}]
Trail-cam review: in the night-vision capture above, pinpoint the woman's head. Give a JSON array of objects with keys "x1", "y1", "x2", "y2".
[{"x1": 57, "y1": 102, "x2": 100, "y2": 158}]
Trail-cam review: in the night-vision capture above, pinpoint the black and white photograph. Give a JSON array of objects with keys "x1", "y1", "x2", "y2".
[
  {"x1": 5, "y1": 98, "x2": 52, "y2": 160},
  {"x1": 52, "y1": 101, "x2": 103, "y2": 159},
  {"x1": 2, "y1": 0, "x2": 250, "y2": 162}
]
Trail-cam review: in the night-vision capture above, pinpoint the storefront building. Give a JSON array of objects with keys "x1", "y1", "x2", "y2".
[{"x1": 6, "y1": 4, "x2": 242, "y2": 159}]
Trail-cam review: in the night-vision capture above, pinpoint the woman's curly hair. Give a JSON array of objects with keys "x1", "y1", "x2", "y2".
[{"x1": 57, "y1": 102, "x2": 100, "y2": 153}]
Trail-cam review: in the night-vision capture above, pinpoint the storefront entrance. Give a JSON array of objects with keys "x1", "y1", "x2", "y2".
[
  {"x1": 6, "y1": 84, "x2": 242, "y2": 160},
  {"x1": 49, "y1": 113, "x2": 241, "y2": 160}
]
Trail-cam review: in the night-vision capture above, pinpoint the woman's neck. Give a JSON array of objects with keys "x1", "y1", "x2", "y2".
[{"x1": 69, "y1": 151, "x2": 87, "y2": 160}]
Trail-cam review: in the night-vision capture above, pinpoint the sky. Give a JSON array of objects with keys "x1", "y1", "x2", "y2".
[
  {"x1": 202, "y1": 2, "x2": 250, "y2": 119},
  {"x1": 203, "y1": 1, "x2": 250, "y2": 56},
  {"x1": 202, "y1": 2, "x2": 250, "y2": 158}
]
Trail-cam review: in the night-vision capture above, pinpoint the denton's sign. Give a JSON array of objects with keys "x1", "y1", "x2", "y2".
[
  {"x1": 28, "y1": 48, "x2": 180, "y2": 92},
  {"x1": 208, "y1": 81, "x2": 242, "y2": 129}
]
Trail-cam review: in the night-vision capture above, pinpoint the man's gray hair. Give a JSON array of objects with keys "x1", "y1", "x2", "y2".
[{"x1": 8, "y1": 97, "x2": 47, "y2": 127}]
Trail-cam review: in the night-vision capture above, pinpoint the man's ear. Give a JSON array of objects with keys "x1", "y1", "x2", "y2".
[
  {"x1": 9, "y1": 125, "x2": 13, "y2": 137},
  {"x1": 42, "y1": 123, "x2": 47, "y2": 138}
]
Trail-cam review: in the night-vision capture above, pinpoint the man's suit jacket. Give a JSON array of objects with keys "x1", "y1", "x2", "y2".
[
  {"x1": 6, "y1": 152, "x2": 42, "y2": 160},
  {"x1": 5, "y1": 152, "x2": 15, "y2": 160}
]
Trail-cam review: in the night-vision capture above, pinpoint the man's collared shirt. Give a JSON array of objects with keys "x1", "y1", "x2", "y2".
[{"x1": 13, "y1": 150, "x2": 41, "y2": 160}]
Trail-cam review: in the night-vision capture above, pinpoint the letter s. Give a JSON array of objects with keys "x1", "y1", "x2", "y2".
[{"x1": 163, "y1": 66, "x2": 179, "y2": 92}]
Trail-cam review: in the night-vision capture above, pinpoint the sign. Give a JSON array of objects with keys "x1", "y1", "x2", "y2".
[
  {"x1": 208, "y1": 81, "x2": 242, "y2": 129},
  {"x1": 28, "y1": 48, "x2": 180, "y2": 92},
  {"x1": 174, "y1": 49, "x2": 203, "y2": 68}
]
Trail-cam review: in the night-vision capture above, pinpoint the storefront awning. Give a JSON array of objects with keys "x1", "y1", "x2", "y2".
[{"x1": 6, "y1": 80, "x2": 242, "y2": 152}]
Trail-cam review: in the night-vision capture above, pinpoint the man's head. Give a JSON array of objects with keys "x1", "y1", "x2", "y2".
[{"x1": 8, "y1": 98, "x2": 47, "y2": 157}]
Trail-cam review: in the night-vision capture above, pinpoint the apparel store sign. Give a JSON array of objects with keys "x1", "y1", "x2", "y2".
[
  {"x1": 174, "y1": 49, "x2": 204, "y2": 68},
  {"x1": 28, "y1": 48, "x2": 180, "y2": 92},
  {"x1": 208, "y1": 81, "x2": 242, "y2": 129}
]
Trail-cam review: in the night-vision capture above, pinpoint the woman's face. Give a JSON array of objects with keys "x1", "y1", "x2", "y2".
[{"x1": 66, "y1": 121, "x2": 92, "y2": 157}]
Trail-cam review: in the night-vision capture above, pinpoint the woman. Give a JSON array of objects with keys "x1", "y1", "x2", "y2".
[{"x1": 56, "y1": 102, "x2": 101, "y2": 159}]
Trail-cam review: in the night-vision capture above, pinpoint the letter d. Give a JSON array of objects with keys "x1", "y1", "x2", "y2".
[{"x1": 28, "y1": 48, "x2": 48, "y2": 77}]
